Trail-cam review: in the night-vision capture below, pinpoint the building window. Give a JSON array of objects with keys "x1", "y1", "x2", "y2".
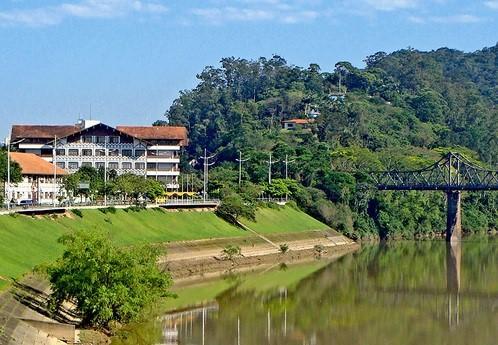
[
  {"x1": 68, "y1": 162, "x2": 79, "y2": 170},
  {"x1": 95, "y1": 162, "x2": 105, "y2": 169},
  {"x1": 96, "y1": 149, "x2": 106, "y2": 156},
  {"x1": 108, "y1": 162, "x2": 119, "y2": 170},
  {"x1": 81, "y1": 162, "x2": 92, "y2": 168},
  {"x1": 68, "y1": 149, "x2": 79, "y2": 156},
  {"x1": 108, "y1": 149, "x2": 119, "y2": 156},
  {"x1": 109, "y1": 136, "x2": 120, "y2": 144},
  {"x1": 135, "y1": 149, "x2": 145, "y2": 157},
  {"x1": 82, "y1": 149, "x2": 93, "y2": 156},
  {"x1": 122, "y1": 162, "x2": 132, "y2": 169},
  {"x1": 157, "y1": 150, "x2": 175, "y2": 157},
  {"x1": 147, "y1": 162, "x2": 157, "y2": 170},
  {"x1": 82, "y1": 135, "x2": 93, "y2": 143},
  {"x1": 135, "y1": 162, "x2": 145, "y2": 169},
  {"x1": 122, "y1": 149, "x2": 133, "y2": 157},
  {"x1": 56, "y1": 162, "x2": 65, "y2": 169},
  {"x1": 56, "y1": 149, "x2": 65, "y2": 156},
  {"x1": 157, "y1": 163, "x2": 173, "y2": 171},
  {"x1": 96, "y1": 136, "x2": 106, "y2": 144}
]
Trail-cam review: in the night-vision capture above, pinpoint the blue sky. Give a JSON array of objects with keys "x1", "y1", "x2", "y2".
[{"x1": 0, "y1": 0, "x2": 497, "y2": 138}]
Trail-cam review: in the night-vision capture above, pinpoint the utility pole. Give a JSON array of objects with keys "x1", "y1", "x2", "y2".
[
  {"x1": 266, "y1": 152, "x2": 279, "y2": 185},
  {"x1": 104, "y1": 136, "x2": 107, "y2": 206},
  {"x1": 283, "y1": 154, "x2": 295, "y2": 201},
  {"x1": 52, "y1": 135, "x2": 57, "y2": 207},
  {"x1": 200, "y1": 148, "x2": 216, "y2": 201},
  {"x1": 284, "y1": 154, "x2": 295, "y2": 180},
  {"x1": 235, "y1": 151, "x2": 249, "y2": 187},
  {"x1": 6, "y1": 134, "x2": 10, "y2": 210}
]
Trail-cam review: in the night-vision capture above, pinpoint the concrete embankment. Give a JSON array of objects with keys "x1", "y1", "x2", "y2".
[{"x1": 161, "y1": 230, "x2": 359, "y2": 280}]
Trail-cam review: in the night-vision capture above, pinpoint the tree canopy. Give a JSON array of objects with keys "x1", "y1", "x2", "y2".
[{"x1": 163, "y1": 45, "x2": 497, "y2": 239}]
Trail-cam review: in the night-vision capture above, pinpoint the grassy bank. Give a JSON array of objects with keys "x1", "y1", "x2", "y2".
[
  {"x1": 0, "y1": 206, "x2": 328, "y2": 290},
  {"x1": 240, "y1": 205, "x2": 329, "y2": 233}
]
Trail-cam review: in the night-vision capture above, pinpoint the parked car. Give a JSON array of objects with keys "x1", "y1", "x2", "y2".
[{"x1": 17, "y1": 199, "x2": 35, "y2": 208}]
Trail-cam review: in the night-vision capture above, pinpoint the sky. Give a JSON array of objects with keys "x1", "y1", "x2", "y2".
[{"x1": 0, "y1": 0, "x2": 497, "y2": 139}]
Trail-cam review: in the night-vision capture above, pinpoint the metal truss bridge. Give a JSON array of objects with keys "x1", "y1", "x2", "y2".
[
  {"x1": 370, "y1": 152, "x2": 498, "y2": 241},
  {"x1": 371, "y1": 152, "x2": 498, "y2": 192}
]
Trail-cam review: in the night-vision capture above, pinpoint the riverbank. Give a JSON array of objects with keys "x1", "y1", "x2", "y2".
[
  {"x1": 0, "y1": 204, "x2": 357, "y2": 344},
  {"x1": 0, "y1": 205, "x2": 327, "y2": 291},
  {"x1": 0, "y1": 234, "x2": 357, "y2": 345},
  {"x1": 162, "y1": 230, "x2": 357, "y2": 280}
]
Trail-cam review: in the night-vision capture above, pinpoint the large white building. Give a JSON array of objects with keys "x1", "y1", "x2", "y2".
[{"x1": 10, "y1": 119, "x2": 188, "y2": 190}]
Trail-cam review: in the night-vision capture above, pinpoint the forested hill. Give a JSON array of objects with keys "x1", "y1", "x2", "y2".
[{"x1": 160, "y1": 44, "x2": 497, "y2": 239}]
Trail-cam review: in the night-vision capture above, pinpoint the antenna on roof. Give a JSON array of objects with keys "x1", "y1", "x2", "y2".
[{"x1": 90, "y1": 104, "x2": 92, "y2": 120}]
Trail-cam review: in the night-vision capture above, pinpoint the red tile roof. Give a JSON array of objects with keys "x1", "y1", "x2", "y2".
[
  {"x1": 116, "y1": 126, "x2": 188, "y2": 145},
  {"x1": 282, "y1": 118, "x2": 314, "y2": 124},
  {"x1": 10, "y1": 152, "x2": 67, "y2": 176},
  {"x1": 11, "y1": 125, "x2": 79, "y2": 141}
]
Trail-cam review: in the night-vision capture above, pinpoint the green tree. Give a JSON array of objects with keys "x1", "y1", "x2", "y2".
[
  {"x1": 0, "y1": 149, "x2": 22, "y2": 203},
  {"x1": 217, "y1": 192, "x2": 256, "y2": 223},
  {"x1": 46, "y1": 229, "x2": 172, "y2": 329}
]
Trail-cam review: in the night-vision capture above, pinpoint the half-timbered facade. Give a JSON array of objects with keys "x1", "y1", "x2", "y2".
[{"x1": 10, "y1": 119, "x2": 187, "y2": 190}]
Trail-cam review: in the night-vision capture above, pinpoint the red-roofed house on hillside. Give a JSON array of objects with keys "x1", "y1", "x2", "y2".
[
  {"x1": 10, "y1": 119, "x2": 188, "y2": 191},
  {"x1": 282, "y1": 118, "x2": 315, "y2": 130},
  {"x1": 6, "y1": 152, "x2": 67, "y2": 205}
]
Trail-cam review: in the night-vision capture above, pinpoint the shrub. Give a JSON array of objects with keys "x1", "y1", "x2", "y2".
[
  {"x1": 45, "y1": 230, "x2": 172, "y2": 329},
  {"x1": 71, "y1": 209, "x2": 83, "y2": 218},
  {"x1": 99, "y1": 206, "x2": 117, "y2": 215},
  {"x1": 314, "y1": 244, "x2": 326, "y2": 257},
  {"x1": 279, "y1": 243, "x2": 289, "y2": 253},
  {"x1": 221, "y1": 245, "x2": 242, "y2": 261}
]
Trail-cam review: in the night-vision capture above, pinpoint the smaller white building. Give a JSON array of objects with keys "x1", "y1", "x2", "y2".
[{"x1": 6, "y1": 152, "x2": 67, "y2": 205}]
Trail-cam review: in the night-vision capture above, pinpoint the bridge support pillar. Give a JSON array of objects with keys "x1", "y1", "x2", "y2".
[{"x1": 446, "y1": 191, "x2": 461, "y2": 242}]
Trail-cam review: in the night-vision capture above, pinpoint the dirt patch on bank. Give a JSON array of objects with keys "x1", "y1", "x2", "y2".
[{"x1": 161, "y1": 230, "x2": 359, "y2": 280}]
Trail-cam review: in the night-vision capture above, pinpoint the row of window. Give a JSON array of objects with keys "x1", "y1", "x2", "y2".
[
  {"x1": 55, "y1": 148, "x2": 178, "y2": 158},
  {"x1": 81, "y1": 135, "x2": 121, "y2": 144},
  {"x1": 56, "y1": 148, "x2": 145, "y2": 157},
  {"x1": 58, "y1": 161, "x2": 178, "y2": 171}
]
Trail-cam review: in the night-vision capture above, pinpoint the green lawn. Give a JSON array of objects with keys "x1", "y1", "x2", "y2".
[
  {"x1": 0, "y1": 206, "x2": 329, "y2": 290},
  {"x1": 0, "y1": 209, "x2": 244, "y2": 290},
  {"x1": 241, "y1": 205, "x2": 329, "y2": 233}
]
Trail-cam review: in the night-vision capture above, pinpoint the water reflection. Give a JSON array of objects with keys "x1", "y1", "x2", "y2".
[
  {"x1": 117, "y1": 239, "x2": 498, "y2": 345},
  {"x1": 446, "y1": 242, "x2": 461, "y2": 328}
]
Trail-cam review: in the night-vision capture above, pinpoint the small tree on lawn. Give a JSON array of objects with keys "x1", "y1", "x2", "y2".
[
  {"x1": 46, "y1": 229, "x2": 172, "y2": 329},
  {"x1": 216, "y1": 192, "x2": 256, "y2": 224}
]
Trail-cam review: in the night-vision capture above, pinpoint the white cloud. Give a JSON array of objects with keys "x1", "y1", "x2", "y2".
[
  {"x1": 0, "y1": 0, "x2": 168, "y2": 27},
  {"x1": 364, "y1": 0, "x2": 419, "y2": 11},
  {"x1": 409, "y1": 13, "x2": 483, "y2": 24},
  {"x1": 484, "y1": 1, "x2": 498, "y2": 9},
  {"x1": 191, "y1": 0, "x2": 322, "y2": 24},
  {"x1": 431, "y1": 14, "x2": 482, "y2": 23}
]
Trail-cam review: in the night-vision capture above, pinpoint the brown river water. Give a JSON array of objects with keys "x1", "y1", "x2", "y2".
[{"x1": 114, "y1": 238, "x2": 498, "y2": 345}]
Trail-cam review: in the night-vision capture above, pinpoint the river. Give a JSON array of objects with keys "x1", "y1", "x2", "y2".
[{"x1": 113, "y1": 238, "x2": 498, "y2": 345}]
